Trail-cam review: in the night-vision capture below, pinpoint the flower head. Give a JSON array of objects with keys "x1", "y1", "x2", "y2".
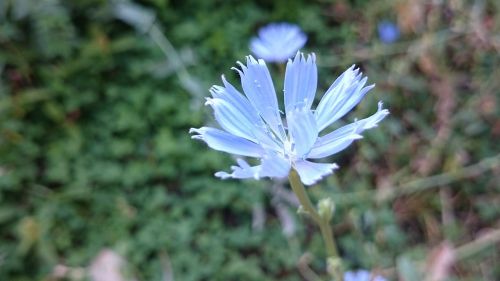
[
  {"x1": 344, "y1": 270, "x2": 388, "y2": 281},
  {"x1": 190, "y1": 52, "x2": 389, "y2": 185},
  {"x1": 377, "y1": 20, "x2": 400, "y2": 44},
  {"x1": 250, "y1": 23, "x2": 307, "y2": 63}
]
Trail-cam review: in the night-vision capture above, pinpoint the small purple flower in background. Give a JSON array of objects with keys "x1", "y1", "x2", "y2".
[
  {"x1": 250, "y1": 23, "x2": 307, "y2": 63},
  {"x1": 378, "y1": 20, "x2": 400, "y2": 43},
  {"x1": 345, "y1": 270, "x2": 388, "y2": 281},
  {"x1": 190, "y1": 52, "x2": 388, "y2": 185}
]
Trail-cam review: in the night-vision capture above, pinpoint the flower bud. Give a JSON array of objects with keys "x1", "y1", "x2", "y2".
[
  {"x1": 327, "y1": 257, "x2": 342, "y2": 277},
  {"x1": 297, "y1": 205, "x2": 306, "y2": 215},
  {"x1": 317, "y1": 197, "x2": 335, "y2": 221}
]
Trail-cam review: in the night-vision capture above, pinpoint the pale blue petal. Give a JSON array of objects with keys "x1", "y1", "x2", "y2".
[
  {"x1": 235, "y1": 56, "x2": 286, "y2": 140},
  {"x1": 284, "y1": 52, "x2": 317, "y2": 114},
  {"x1": 357, "y1": 271, "x2": 371, "y2": 281},
  {"x1": 294, "y1": 160, "x2": 338, "y2": 186},
  {"x1": 344, "y1": 271, "x2": 356, "y2": 281},
  {"x1": 250, "y1": 23, "x2": 307, "y2": 62},
  {"x1": 206, "y1": 95, "x2": 281, "y2": 151},
  {"x1": 211, "y1": 78, "x2": 282, "y2": 151},
  {"x1": 307, "y1": 131, "x2": 362, "y2": 159},
  {"x1": 353, "y1": 101, "x2": 390, "y2": 131},
  {"x1": 344, "y1": 270, "x2": 387, "y2": 281},
  {"x1": 216, "y1": 153, "x2": 291, "y2": 180},
  {"x1": 315, "y1": 66, "x2": 375, "y2": 131},
  {"x1": 215, "y1": 158, "x2": 259, "y2": 179},
  {"x1": 206, "y1": 98, "x2": 260, "y2": 143},
  {"x1": 249, "y1": 39, "x2": 275, "y2": 61},
  {"x1": 216, "y1": 76, "x2": 263, "y2": 125},
  {"x1": 287, "y1": 108, "x2": 318, "y2": 157},
  {"x1": 259, "y1": 23, "x2": 302, "y2": 43},
  {"x1": 210, "y1": 79, "x2": 262, "y2": 127},
  {"x1": 190, "y1": 127, "x2": 264, "y2": 157},
  {"x1": 308, "y1": 102, "x2": 389, "y2": 159},
  {"x1": 260, "y1": 153, "x2": 292, "y2": 178}
]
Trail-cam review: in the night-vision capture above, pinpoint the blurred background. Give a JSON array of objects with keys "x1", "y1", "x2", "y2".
[{"x1": 0, "y1": 0, "x2": 499, "y2": 280}]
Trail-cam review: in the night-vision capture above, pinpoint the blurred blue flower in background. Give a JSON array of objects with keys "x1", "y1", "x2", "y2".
[
  {"x1": 250, "y1": 23, "x2": 307, "y2": 62},
  {"x1": 377, "y1": 20, "x2": 400, "y2": 43},
  {"x1": 345, "y1": 270, "x2": 388, "y2": 281},
  {"x1": 190, "y1": 52, "x2": 389, "y2": 185}
]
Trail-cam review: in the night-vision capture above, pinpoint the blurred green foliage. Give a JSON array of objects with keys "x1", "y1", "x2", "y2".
[{"x1": 1, "y1": 0, "x2": 499, "y2": 280}]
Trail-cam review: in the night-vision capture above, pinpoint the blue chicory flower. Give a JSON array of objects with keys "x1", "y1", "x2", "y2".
[
  {"x1": 344, "y1": 270, "x2": 388, "y2": 281},
  {"x1": 250, "y1": 22, "x2": 307, "y2": 63},
  {"x1": 377, "y1": 20, "x2": 400, "y2": 44},
  {"x1": 190, "y1": 52, "x2": 389, "y2": 185}
]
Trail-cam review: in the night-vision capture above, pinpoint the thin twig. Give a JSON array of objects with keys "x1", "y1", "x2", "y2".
[
  {"x1": 382, "y1": 153, "x2": 500, "y2": 202},
  {"x1": 378, "y1": 228, "x2": 500, "y2": 280},
  {"x1": 318, "y1": 29, "x2": 462, "y2": 67},
  {"x1": 333, "y1": 153, "x2": 500, "y2": 205},
  {"x1": 148, "y1": 25, "x2": 204, "y2": 99},
  {"x1": 297, "y1": 253, "x2": 323, "y2": 281},
  {"x1": 455, "y1": 228, "x2": 500, "y2": 261}
]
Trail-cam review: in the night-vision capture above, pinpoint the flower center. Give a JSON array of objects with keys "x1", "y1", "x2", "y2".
[{"x1": 282, "y1": 138, "x2": 298, "y2": 161}]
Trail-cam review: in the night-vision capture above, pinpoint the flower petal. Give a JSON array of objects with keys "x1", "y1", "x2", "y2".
[
  {"x1": 287, "y1": 108, "x2": 318, "y2": 157},
  {"x1": 250, "y1": 23, "x2": 307, "y2": 62},
  {"x1": 215, "y1": 153, "x2": 291, "y2": 180},
  {"x1": 234, "y1": 56, "x2": 286, "y2": 141},
  {"x1": 249, "y1": 39, "x2": 274, "y2": 61},
  {"x1": 206, "y1": 97, "x2": 260, "y2": 143},
  {"x1": 215, "y1": 158, "x2": 258, "y2": 179},
  {"x1": 294, "y1": 160, "x2": 338, "y2": 186},
  {"x1": 190, "y1": 127, "x2": 264, "y2": 157},
  {"x1": 308, "y1": 102, "x2": 389, "y2": 158},
  {"x1": 315, "y1": 66, "x2": 375, "y2": 131},
  {"x1": 211, "y1": 78, "x2": 262, "y2": 129},
  {"x1": 207, "y1": 76, "x2": 281, "y2": 150},
  {"x1": 344, "y1": 270, "x2": 388, "y2": 281},
  {"x1": 284, "y1": 52, "x2": 317, "y2": 114}
]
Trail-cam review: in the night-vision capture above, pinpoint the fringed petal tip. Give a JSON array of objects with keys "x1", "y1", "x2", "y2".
[
  {"x1": 203, "y1": 97, "x2": 213, "y2": 106},
  {"x1": 231, "y1": 62, "x2": 246, "y2": 76},
  {"x1": 245, "y1": 55, "x2": 263, "y2": 66},
  {"x1": 214, "y1": 171, "x2": 230, "y2": 179},
  {"x1": 288, "y1": 51, "x2": 316, "y2": 64},
  {"x1": 209, "y1": 85, "x2": 224, "y2": 97},
  {"x1": 215, "y1": 170, "x2": 256, "y2": 180},
  {"x1": 303, "y1": 163, "x2": 339, "y2": 186},
  {"x1": 214, "y1": 154, "x2": 291, "y2": 182},
  {"x1": 345, "y1": 64, "x2": 358, "y2": 75},
  {"x1": 231, "y1": 57, "x2": 266, "y2": 76},
  {"x1": 188, "y1": 128, "x2": 203, "y2": 140},
  {"x1": 351, "y1": 102, "x2": 389, "y2": 132},
  {"x1": 189, "y1": 127, "x2": 200, "y2": 134},
  {"x1": 361, "y1": 101, "x2": 390, "y2": 130},
  {"x1": 204, "y1": 97, "x2": 226, "y2": 108},
  {"x1": 377, "y1": 101, "x2": 390, "y2": 114},
  {"x1": 214, "y1": 160, "x2": 260, "y2": 181},
  {"x1": 365, "y1": 83, "x2": 376, "y2": 92},
  {"x1": 308, "y1": 52, "x2": 316, "y2": 62},
  {"x1": 295, "y1": 160, "x2": 339, "y2": 186}
]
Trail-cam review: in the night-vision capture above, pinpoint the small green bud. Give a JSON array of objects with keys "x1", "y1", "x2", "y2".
[
  {"x1": 326, "y1": 257, "x2": 343, "y2": 278},
  {"x1": 297, "y1": 205, "x2": 307, "y2": 215},
  {"x1": 317, "y1": 197, "x2": 335, "y2": 222}
]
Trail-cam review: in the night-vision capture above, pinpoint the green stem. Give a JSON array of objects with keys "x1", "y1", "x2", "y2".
[
  {"x1": 319, "y1": 218, "x2": 339, "y2": 258},
  {"x1": 289, "y1": 170, "x2": 320, "y2": 223},
  {"x1": 288, "y1": 170, "x2": 343, "y2": 280},
  {"x1": 278, "y1": 62, "x2": 285, "y2": 75}
]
